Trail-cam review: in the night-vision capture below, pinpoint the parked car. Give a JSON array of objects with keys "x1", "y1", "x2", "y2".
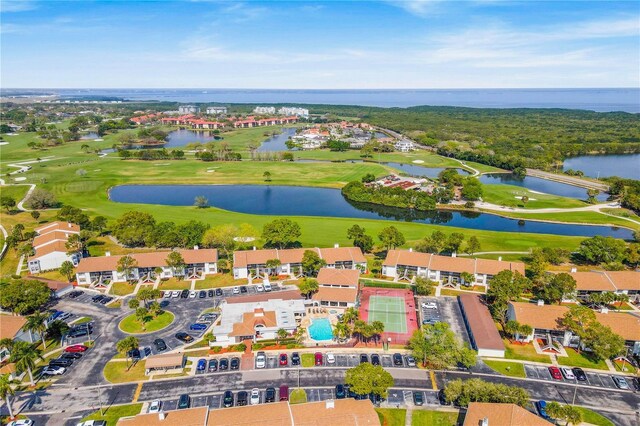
[
  {"x1": 91, "y1": 295, "x2": 104, "y2": 303},
  {"x1": 240, "y1": 286, "x2": 248, "y2": 294},
  {"x1": 8, "y1": 421, "x2": 34, "y2": 426},
  {"x1": 42, "y1": 366, "x2": 66, "y2": 376},
  {"x1": 279, "y1": 353, "x2": 288, "y2": 366},
  {"x1": 163, "y1": 291, "x2": 171, "y2": 298},
  {"x1": 198, "y1": 290, "x2": 206, "y2": 298},
  {"x1": 148, "y1": 400, "x2": 162, "y2": 414},
  {"x1": 255, "y1": 352, "x2": 266, "y2": 369},
  {"x1": 256, "y1": 284, "x2": 264, "y2": 292},
  {"x1": 359, "y1": 354, "x2": 369, "y2": 364},
  {"x1": 65, "y1": 344, "x2": 88, "y2": 353},
  {"x1": 250, "y1": 388, "x2": 261, "y2": 405},
  {"x1": 572, "y1": 367, "x2": 587, "y2": 381},
  {"x1": 237, "y1": 391, "x2": 248, "y2": 406},
  {"x1": 223, "y1": 390, "x2": 234, "y2": 407},
  {"x1": 208, "y1": 359, "x2": 218, "y2": 372},
  {"x1": 406, "y1": 356, "x2": 416, "y2": 367},
  {"x1": 548, "y1": 366, "x2": 562, "y2": 380},
  {"x1": 49, "y1": 358, "x2": 73, "y2": 367},
  {"x1": 230, "y1": 357, "x2": 240, "y2": 370},
  {"x1": 265, "y1": 387, "x2": 276, "y2": 403},
  {"x1": 159, "y1": 300, "x2": 170, "y2": 308},
  {"x1": 279, "y1": 385, "x2": 289, "y2": 401},
  {"x1": 421, "y1": 301, "x2": 437, "y2": 309},
  {"x1": 196, "y1": 358, "x2": 206, "y2": 372},
  {"x1": 175, "y1": 332, "x2": 193, "y2": 343},
  {"x1": 632, "y1": 377, "x2": 640, "y2": 391},
  {"x1": 371, "y1": 354, "x2": 380, "y2": 366},
  {"x1": 171, "y1": 290, "x2": 180, "y2": 298},
  {"x1": 232, "y1": 286, "x2": 240, "y2": 295},
  {"x1": 263, "y1": 282, "x2": 272, "y2": 292},
  {"x1": 368, "y1": 393, "x2": 382, "y2": 406},
  {"x1": 393, "y1": 353, "x2": 404, "y2": 366},
  {"x1": 100, "y1": 297, "x2": 113, "y2": 305},
  {"x1": 127, "y1": 348, "x2": 141, "y2": 360},
  {"x1": 291, "y1": 352, "x2": 300, "y2": 366},
  {"x1": 58, "y1": 312, "x2": 73, "y2": 321},
  {"x1": 612, "y1": 375, "x2": 630, "y2": 390},
  {"x1": 560, "y1": 367, "x2": 575, "y2": 380},
  {"x1": 61, "y1": 352, "x2": 82, "y2": 359},
  {"x1": 413, "y1": 391, "x2": 424, "y2": 406},
  {"x1": 219, "y1": 358, "x2": 229, "y2": 370},
  {"x1": 180, "y1": 290, "x2": 189, "y2": 298},
  {"x1": 438, "y1": 389, "x2": 449, "y2": 405},
  {"x1": 536, "y1": 400, "x2": 549, "y2": 419},
  {"x1": 314, "y1": 352, "x2": 323, "y2": 366},
  {"x1": 189, "y1": 291, "x2": 197, "y2": 298},
  {"x1": 190, "y1": 323, "x2": 208, "y2": 331},
  {"x1": 153, "y1": 338, "x2": 167, "y2": 352},
  {"x1": 177, "y1": 394, "x2": 190, "y2": 409},
  {"x1": 76, "y1": 421, "x2": 106, "y2": 426},
  {"x1": 215, "y1": 288, "x2": 223, "y2": 297},
  {"x1": 207, "y1": 290, "x2": 214, "y2": 297},
  {"x1": 326, "y1": 353, "x2": 336, "y2": 364},
  {"x1": 335, "y1": 384, "x2": 346, "y2": 399}
]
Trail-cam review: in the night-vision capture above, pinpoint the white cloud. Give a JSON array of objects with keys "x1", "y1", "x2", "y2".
[
  {"x1": 384, "y1": 0, "x2": 441, "y2": 17},
  {"x1": 0, "y1": 0, "x2": 37, "y2": 13}
]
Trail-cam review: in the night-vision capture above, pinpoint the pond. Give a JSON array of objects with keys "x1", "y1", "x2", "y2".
[
  {"x1": 383, "y1": 162, "x2": 470, "y2": 178},
  {"x1": 563, "y1": 154, "x2": 640, "y2": 180},
  {"x1": 479, "y1": 173, "x2": 608, "y2": 201},
  {"x1": 108, "y1": 185, "x2": 633, "y2": 239},
  {"x1": 165, "y1": 129, "x2": 220, "y2": 148},
  {"x1": 258, "y1": 128, "x2": 298, "y2": 152}
]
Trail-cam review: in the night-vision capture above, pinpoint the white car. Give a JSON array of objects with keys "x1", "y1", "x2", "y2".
[
  {"x1": 560, "y1": 367, "x2": 575, "y2": 380},
  {"x1": 255, "y1": 352, "x2": 266, "y2": 369},
  {"x1": 42, "y1": 366, "x2": 66, "y2": 376},
  {"x1": 256, "y1": 284, "x2": 264, "y2": 292},
  {"x1": 250, "y1": 388, "x2": 261, "y2": 405},
  {"x1": 148, "y1": 399, "x2": 162, "y2": 413},
  {"x1": 232, "y1": 286, "x2": 240, "y2": 295},
  {"x1": 326, "y1": 353, "x2": 336, "y2": 364},
  {"x1": 7, "y1": 420, "x2": 34, "y2": 426},
  {"x1": 171, "y1": 290, "x2": 180, "y2": 298},
  {"x1": 76, "y1": 421, "x2": 106, "y2": 426},
  {"x1": 263, "y1": 282, "x2": 272, "y2": 292},
  {"x1": 189, "y1": 290, "x2": 197, "y2": 298},
  {"x1": 421, "y1": 302, "x2": 437, "y2": 309},
  {"x1": 163, "y1": 291, "x2": 171, "y2": 298}
]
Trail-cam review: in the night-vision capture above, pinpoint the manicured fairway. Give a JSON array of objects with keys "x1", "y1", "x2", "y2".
[{"x1": 368, "y1": 295, "x2": 407, "y2": 333}]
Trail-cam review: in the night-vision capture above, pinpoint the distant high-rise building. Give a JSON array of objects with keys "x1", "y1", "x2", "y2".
[
  {"x1": 179, "y1": 105, "x2": 200, "y2": 114},
  {"x1": 277, "y1": 107, "x2": 309, "y2": 118},
  {"x1": 253, "y1": 106, "x2": 276, "y2": 115},
  {"x1": 206, "y1": 106, "x2": 227, "y2": 115}
]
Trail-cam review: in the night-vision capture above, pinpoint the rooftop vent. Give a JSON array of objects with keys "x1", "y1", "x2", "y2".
[
  {"x1": 537, "y1": 299, "x2": 545, "y2": 306},
  {"x1": 325, "y1": 399, "x2": 335, "y2": 409}
]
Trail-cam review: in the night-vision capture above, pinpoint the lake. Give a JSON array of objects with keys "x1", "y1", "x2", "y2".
[
  {"x1": 108, "y1": 184, "x2": 632, "y2": 239},
  {"x1": 563, "y1": 154, "x2": 640, "y2": 180},
  {"x1": 479, "y1": 173, "x2": 608, "y2": 201},
  {"x1": 165, "y1": 129, "x2": 220, "y2": 148},
  {"x1": 257, "y1": 128, "x2": 297, "y2": 152}
]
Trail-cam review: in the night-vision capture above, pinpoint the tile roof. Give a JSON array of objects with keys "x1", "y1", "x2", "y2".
[
  {"x1": 224, "y1": 290, "x2": 303, "y2": 304},
  {"x1": 319, "y1": 247, "x2": 366, "y2": 264},
  {"x1": 383, "y1": 250, "x2": 525, "y2": 275},
  {"x1": 144, "y1": 353, "x2": 185, "y2": 370},
  {"x1": 383, "y1": 250, "x2": 431, "y2": 267},
  {"x1": 0, "y1": 315, "x2": 27, "y2": 340},
  {"x1": 312, "y1": 287, "x2": 358, "y2": 304},
  {"x1": 233, "y1": 247, "x2": 364, "y2": 268},
  {"x1": 229, "y1": 309, "x2": 278, "y2": 337},
  {"x1": 33, "y1": 230, "x2": 73, "y2": 248},
  {"x1": 570, "y1": 271, "x2": 617, "y2": 292},
  {"x1": 206, "y1": 402, "x2": 291, "y2": 426},
  {"x1": 317, "y1": 268, "x2": 359, "y2": 286},
  {"x1": 463, "y1": 403, "x2": 552, "y2": 426},
  {"x1": 291, "y1": 399, "x2": 380, "y2": 426},
  {"x1": 458, "y1": 294, "x2": 505, "y2": 352},
  {"x1": 27, "y1": 276, "x2": 73, "y2": 292},
  {"x1": 34, "y1": 221, "x2": 80, "y2": 234},
  {"x1": 76, "y1": 249, "x2": 217, "y2": 273},
  {"x1": 29, "y1": 240, "x2": 70, "y2": 261},
  {"x1": 605, "y1": 271, "x2": 640, "y2": 291},
  {"x1": 429, "y1": 255, "x2": 476, "y2": 274},
  {"x1": 117, "y1": 407, "x2": 208, "y2": 426}
]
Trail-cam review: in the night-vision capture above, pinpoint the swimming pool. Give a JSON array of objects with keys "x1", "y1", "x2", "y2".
[{"x1": 309, "y1": 318, "x2": 333, "y2": 341}]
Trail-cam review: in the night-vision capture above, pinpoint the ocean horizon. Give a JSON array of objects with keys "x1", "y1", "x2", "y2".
[{"x1": 2, "y1": 88, "x2": 639, "y2": 113}]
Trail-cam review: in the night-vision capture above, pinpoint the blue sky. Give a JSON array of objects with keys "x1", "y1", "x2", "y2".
[{"x1": 1, "y1": 0, "x2": 639, "y2": 88}]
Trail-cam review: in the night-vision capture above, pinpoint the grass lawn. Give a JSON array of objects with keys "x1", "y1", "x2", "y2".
[
  {"x1": 482, "y1": 183, "x2": 586, "y2": 209},
  {"x1": 440, "y1": 288, "x2": 468, "y2": 297},
  {"x1": 72, "y1": 316, "x2": 93, "y2": 325},
  {"x1": 194, "y1": 273, "x2": 246, "y2": 289},
  {"x1": 574, "y1": 407, "x2": 615, "y2": 426},
  {"x1": 484, "y1": 360, "x2": 526, "y2": 378},
  {"x1": 158, "y1": 277, "x2": 192, "y2": 290},
  {"x1": 557, "y1": 348, "x2": 608, "y2": 370},
  {"x1": 107, "y1": 299, "x2": 122, "y2": 308},
  {"x1": 110, "y1": 282, "x2": 135, "y2": 296},
  {"x1": 301, "y1": 353, "x2": 315, "y2": 368},
  {"x1": 289, "y1": 388, "x2": 307, "y2": 404},
  {"x1": 503, "y1": 340, "x2": 552, "y2": 364},
  {"x1": 613, "y1": 359, "x2": 637, "y2": 374},
  {"x1": 119, "y1": 311, "x2": 174, "y2": 334},
  {"x1": 411, "y1": 410, "x2": 459, "y2": 426},
  {"x1": 103, "y1": 360, "x2": 147, "y2": 383},
  {"x1": 80, "y1": 403, "x2": 143, "y2": 426},
  {"x1": 497, "y1": 210, "x2": 639, "y2": 231},
  {"x1": 375, "y1": 408, "x2": 407, "y2": 426}
]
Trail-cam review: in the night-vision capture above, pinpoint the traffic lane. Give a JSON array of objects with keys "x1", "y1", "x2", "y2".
[{"x1": 439, "y1": 372, "x2": 640, "y2": 414}]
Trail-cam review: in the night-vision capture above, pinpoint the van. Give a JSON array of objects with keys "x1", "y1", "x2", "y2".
[
  {"x1": 279, "y1": 385, "x2": 289, "y2": 401},
  {"x1": 263, "y1": 282, "x2": 272, "y2": 292}
]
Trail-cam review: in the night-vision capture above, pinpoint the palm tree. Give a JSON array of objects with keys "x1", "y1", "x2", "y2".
[
  {"x1": 0, "y1": 373, "x2": 17, "y2": 419},
  {"x1": 371, "y1": 321, "x2": 385, "y2": 344},
  {"x1": 343, "y1": 307, "x2": 359, "y2": 325},
  {"x1": 0, "y1": 338, "x2": 15, "y2": 354},
  {"x1": 59, "y1": 260, "x2": 75, "y2": 282},
  {"x1": 276, "y1": 328, "x2": 288, "y2": 344},
  {"x1": 116, "y1": 336, "x2": 140, "y2": 369},
  {"x1": 117, "y1": 255, "x2": 138, "y2": 283},
  {"x1": 10, "y1": 341, "x2": 43, "y2": 386},
  {"x1": 334, "y1": 322, "x2": 351, "y2": 342},
  {"x1": 353, "y1": 320, "x2": 366, "y2": 343},
  {"x1": 23, "y1": 312, "x2": 49, "y2": 348}
]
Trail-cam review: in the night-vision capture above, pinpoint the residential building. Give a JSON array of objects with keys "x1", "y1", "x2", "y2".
[
  {"x1": 458, "y1": 294, "x2": 505, "y2": 357},
  {"x1": 568, "y1": 270, "x2": 640, "y2": 302},
  {"x1": 130, "y1": 113, "x2": 162, "y2": 125},
  {"x1": 27, "y1": 221, "x2": 81, "y2": 274},
  {"x1": 160, "y1": 115, "x2": 196, "y2": 125},
  {"x1": 189, "y1": 119, "x2": 224, "y2": 130},
  {"x1": 117, "y1": 399, "x2": 380, "y2": 426},
  {"x1": 507, "y1": 301, "x2": 640, "y2": 355},
  {"x1": 0, "y1": 315, "x2": 30, "y2": 363},
  {"x1": 463, "y1": 402, "x2": 552, "y2": 426},
  {"x1": 382, "y1": 249, "x2": 524, "y2": 286},
  {"x1": 313, "y1": 267, "x2": 360, "y2": 308},
  {"x1": 206, "y1": 106, "x2": 227, "y2": 115},
  {"x1": 75, "y1": 248, "x2": 218, "y2": 286},
  {"x1": 178, "y1": 105, "x2": 200, "y2": 114},
  {"x1": 253, "y1": 106, "x2": 276, "y2": 115},
  {"x1": 233, "y1": 246, "x2": 366, "y2": 280},
  {"x1": 277, "y1": 106, "x2": 309, "y2": 118},
  {"x1": 211, "y1": 298, "x2": 306, "y2": 345},
  {"x1": 28, "y1": 276, "x2": 73, "y2": 297},
  {"x1": 394, "y1": 140, "x2": 414, "y2": 152}
]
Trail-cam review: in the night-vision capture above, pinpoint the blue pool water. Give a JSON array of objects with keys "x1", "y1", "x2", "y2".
[{"x1": 309, "y1": 318, "x2": 333, "y2": 341}]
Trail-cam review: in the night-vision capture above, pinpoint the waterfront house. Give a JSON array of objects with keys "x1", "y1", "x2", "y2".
[
  {"x1": 27, "y1": 221, "x2": 81, "y2": 274},
  {"x1": 394, "y1": 140, "x2": 414, "y2": 152},
  {"x1": 312, "y1": 267, "x2": 360, "y2": 308}
]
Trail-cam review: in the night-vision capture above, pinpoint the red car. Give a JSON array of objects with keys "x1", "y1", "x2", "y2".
[
  {"x1": 548, "y1": 366, "x2": 562, "y2": 380},
  {"x1": 279, "y1": 353, "x2": 288, "y2": 366},
  {"x1": 314, "y1": 352, "x2": 323, "y2": 366},
  {"x1": 65, "y1": 344, "x2": 88, "y2": 353}
]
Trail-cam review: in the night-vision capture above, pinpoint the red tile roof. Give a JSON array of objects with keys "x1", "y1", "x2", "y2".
[{"x1": 76, "y1": 249, "x2": 217, "y2": 273}]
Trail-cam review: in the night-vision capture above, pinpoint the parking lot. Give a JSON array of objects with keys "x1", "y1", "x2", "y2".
[
  {"x1": 417, "y1": 296, "x2": 470, "y2": 345},
  {"x1": 254, "y1": 352, "x2": 416, "y2": 370},
  {"x1": 523, "y1": 364, "x2": 622, "y2": 390}
]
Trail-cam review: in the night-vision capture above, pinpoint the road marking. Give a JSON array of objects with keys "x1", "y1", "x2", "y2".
[
  {"x1": 429, "y1": 371, "x2": 437, "y2": 390},
  {"x1": 132, "y1": 382, "x2": 143, "y2": 403}
]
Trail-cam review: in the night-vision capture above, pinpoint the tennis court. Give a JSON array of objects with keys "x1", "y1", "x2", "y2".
[{"x1": 368, "y1": 295, "x2": 407, "y2": 333}]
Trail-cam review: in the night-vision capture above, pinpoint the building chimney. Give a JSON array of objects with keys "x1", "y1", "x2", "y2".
[
  {"x1": 570, "y1": 267, "x2": 577, "y2": 273},
  {"x1": 159, "y1": 411, "x2": 166, "y2": 420},
  {"x1": 498, "y1": 256, "x2": 502, "y2": 262},
  {"x1": 68, "y1": 222, "x2": 72, "y2": 228},
  {"x1": 325, "y1": 399, "x2": 335, "y2": 409},
  {"x1": 537, "y1": 299, "x2": 544, "y2": 306},
  {"x1": 105, "y1": 251, "x2": 111, "y2": 257},
  {"x1": 601, "y1": 307, "x2": 609, "y2": 314},
  {"x1": 451, "y1": 252, "x2": 456, "y2": 258},
  {"x1": 334, "y1": 243, "x2": 339, "y2": 248},
  {"x1": 194, "y1": 245, "x2": 199, "y2": 250},
  {"x1": 481, "y1": 418, "x2": 489, "y2": 426}
]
